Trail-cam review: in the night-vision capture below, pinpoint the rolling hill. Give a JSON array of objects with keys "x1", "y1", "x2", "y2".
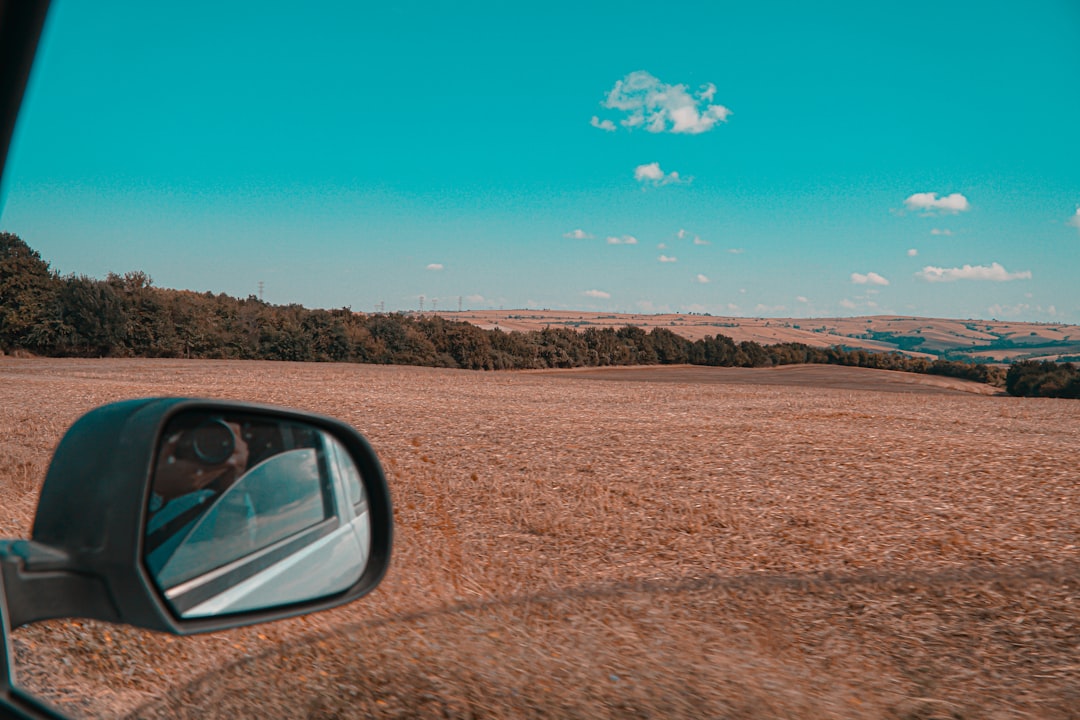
[{"x1": 447, "y1": 310, "x2": 1080, "y2": 363}]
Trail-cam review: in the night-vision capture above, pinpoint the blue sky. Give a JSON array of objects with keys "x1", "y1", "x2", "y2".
[{"x1": 2, "y1": 0, "x2": 1078, "y2": 321}]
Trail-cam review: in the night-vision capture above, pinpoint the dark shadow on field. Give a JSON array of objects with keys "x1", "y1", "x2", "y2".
[
  {"x1": 532, "y1": 364, "x2": 1004, "y2": 395},
  {"x1": 130, "y1": 561, "x2": 1079, "y2": 719}
]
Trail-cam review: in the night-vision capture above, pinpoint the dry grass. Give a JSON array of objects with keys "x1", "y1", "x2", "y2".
[{"x1": 0, "y1": 358, "x2": 1077, "y2": 719}]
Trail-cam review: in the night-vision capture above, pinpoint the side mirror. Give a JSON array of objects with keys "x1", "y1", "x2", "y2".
[
  {"x1": 146, "y1": 409, "x2": 378, "y2": 619},
  {"x1": 0, "y1": 398, "x2": 392, "y2": 636}
]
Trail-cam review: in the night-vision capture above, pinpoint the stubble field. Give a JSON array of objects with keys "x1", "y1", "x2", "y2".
[{"x1": 0, "y1": 358, "x2": 1077, "y2": 719}]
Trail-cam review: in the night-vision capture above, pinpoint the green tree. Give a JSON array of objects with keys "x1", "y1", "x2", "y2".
[
  {"x1": 55, "y1": 275, "x2": 129, "y2": 356},
  {"x1": 0, "y1": 232, "x2": 59, "y2": 352}
]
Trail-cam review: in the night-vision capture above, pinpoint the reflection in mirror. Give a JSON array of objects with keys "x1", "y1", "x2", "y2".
[{"x1": 145, "y1": 411, "x2": 371, "y2": 618}]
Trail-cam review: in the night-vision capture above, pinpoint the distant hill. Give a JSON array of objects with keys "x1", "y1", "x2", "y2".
[{"x1": 448, "y1": 311, "x2": 1080, "y2": 364}]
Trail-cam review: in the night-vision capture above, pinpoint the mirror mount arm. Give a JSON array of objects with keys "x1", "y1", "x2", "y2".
[
  {"x1": 0, "y1": 541, "x2": 70, "y2": 572},
  {"x1": 0, "y1": 555, "x2": 74, "y2": 720},
  {"x1": 0, "y1": 543, "x2": 121, "y2": 631}
]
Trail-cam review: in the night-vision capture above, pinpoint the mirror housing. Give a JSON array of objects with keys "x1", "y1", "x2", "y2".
[{"x1": 0, "y1": 398, "x2": 392, "y2": 635}]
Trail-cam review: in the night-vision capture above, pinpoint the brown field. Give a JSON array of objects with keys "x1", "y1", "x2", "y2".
[{"x1": 1, "y1": 358, "x2": 1078, "y2": 719}]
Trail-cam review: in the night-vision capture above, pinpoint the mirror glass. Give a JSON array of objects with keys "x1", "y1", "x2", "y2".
[{"x1": 144, "y1": 411, "x2": 371, "y2": 618}]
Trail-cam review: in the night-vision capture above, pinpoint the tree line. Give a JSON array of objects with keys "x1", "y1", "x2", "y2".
[
  {"x1": 3, "y1": 232, "x2": 1074, "y2": 397},
  {"x1": 1004, "y1": 360, "x2": 1080, "y2": 399}
]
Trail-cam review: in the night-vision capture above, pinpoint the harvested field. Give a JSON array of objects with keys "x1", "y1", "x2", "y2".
[{"x1": 0, "y1": 358, "x2": 1077, "y2": 719}]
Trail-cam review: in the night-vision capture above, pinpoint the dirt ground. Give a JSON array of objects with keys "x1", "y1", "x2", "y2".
[{"x1": 0, "y1": 358, "x2": 1077, "y2": 719}]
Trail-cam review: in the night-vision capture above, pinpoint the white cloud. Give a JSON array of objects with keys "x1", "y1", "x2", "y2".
[
  {"x1": 908, "y1": 248, "x2": 918, "y2": 257},
  {"x1": 796, "y1": 296, "x2": 809, "y2": 303},
  {"x1": 1068, "y1": 207, "x2": 1080, "y2": 231},
  {"x1": 465, "y1": 294, "x2": 484, "y2": 304},
  {"x1": 606, "y1": 235, "x2": 638, "y2": 245},
  {"x1": 839, "y1": 298, "x2": 857, "y2": 310},
  {"x1": 695, "y1": 274, "x2": 710, "y2": 284},
  {"x1": 583, "y1": 289, "x2": 611, "y2": 299},
  {"x1": 726, "y1": 303, "x2": 740, "y2": 312},
  {"x1": 903, "y1": 192, "x2": 971, "y2": 214},
  {"x1": 636, "y1": 300, "x2": 653, "y2": 312},
  {"x1": 693, "y1": 236, "x2": 709, "y2": 245},
  {"x1": 426, "y1": 263, "x2": 444, "y2": 271},
  {"x1": 851, "y1": 271, "x2": 890, "y2": 286},
  {"x1": 988, "y1": 303, "x2": 1059, "y2": 318},
  {"x1": 676, "y1": 228, "x2": 688, "y2": 239},
  {"x1": 634, "y1": 162, "x2": 664, "y2": 182},
  {"x1": 916, "y1": 262, "x2": 1032, "y2": 282},
  {"x1": 563, "y1": 228, "x2": 593, "y2": 239},
  {"x1": 589, "y1": 116, "x2": 616, "y2": 132},
  {"x1": 658, "y1": 255, "x2": 677, "y2": 263},
  {"x1": 634, "y1": 161, "x2": 687, "y2": 186},
  {"x1": 930, "y1": 228, "x2": 954, "y2": 236},
  {"x1": 728, "y1": 248, "x2": 744, "y2": 254},
  {"x1": 598, "y1": 71, "x2": 732, "y2": 135}
]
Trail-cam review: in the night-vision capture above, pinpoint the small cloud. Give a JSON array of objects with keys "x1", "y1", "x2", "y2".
[
  {"x1": 584, "y1": 289, "x2": 611, "y2": 299},
  {"x1": 727, "y1": 248, "x2": 744, "y2": 255},
  {"x1": 796, "y1": 296, "x2": 809, "y2": 303},
  {"x1": 465, "y1": 294, "x2": 484, "y2": 304},
  {"x1": 598, "y1": 71, "x2": 732, "y2": 134},
  {"x1": 988, "y1": 303, "x2": 1025, "y2": 318},
  {"x1": 726, "y1": 303, "x2": 740, "y2": 312},
  {"x1": 634, "y1": 161, "x2": 688, "y2": 187},
  {"x1": 589, "y1": 116, "x2": 616, "y2": 132},
  {"x1": 676, "y1": 229, "x2": 688, "y2": 239},
  {"x1": 755, "y1": 304, "x2": 786, "y2": 314},
  {"x1": 658, "y1": 255, "x2": 677, "y2": 263},
  {"x1": 635, "y1": 299, "x2": 668, "y2": 313},
  {"x1": 563, "y1": 229, "x2": 593, "y2": 239},
  {"x1": 694, "y1": 274, "x2": 710, "y2": 284},
  {"x1": 426, "y1": 263, "x2": 444, "y2": 271},
  {"x1": 839, "y1": 298, "x2": 857, "y2": 310},
  {"x1": 989, "y1": 303, "x2": 1059, "y2": 318},
  {"x1": 1068, "y1": 207, "x2": 1080, "y2": 231},
  {"x1": 916, "y1": 262, "x2": 1031, "y2": 282},
  {"x1": 693, "y1": 236, "x2": 709, "y2": 245},
  {"x1": 657, "y1": 242, "x2": 667, "y2": 249},
  {"x1": 851, "y1": 271, "x2": 890, "y2": 286},
  {"x1": 903, "y1": 192, "x2": 971, "y2": 214},
  {"x1": 930, "y1": 228, "x2": 954, "y2": 236},
  {"x1": 908, "y1": 248, "x2": 919, "y2": 257},
  {"x1": 606, "y1": 235, "x2": 638, "y2": 245}
]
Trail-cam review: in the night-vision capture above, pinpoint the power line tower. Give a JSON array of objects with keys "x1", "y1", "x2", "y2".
[
  {"x1": 419, "y1": 295, "x2": 425, "y2": 313},
  {"x1": 431, "y1": 298, "x2": 438, "y2": 312},
  {"x1": 257, "y1": 281, "x2": 264, "y2": 302},
  {"x1": 458, "y1": 296, "x2": 463, "y2": 312}
]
